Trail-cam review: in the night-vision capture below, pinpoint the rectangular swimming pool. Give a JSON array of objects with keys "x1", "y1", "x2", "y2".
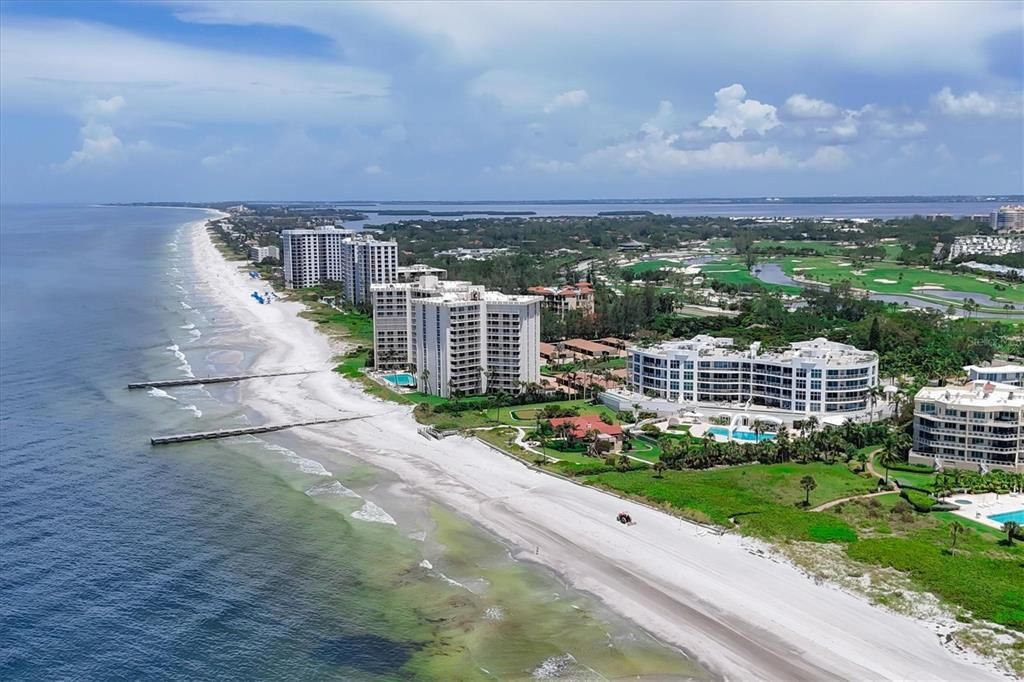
[
  {"x1": 708, "y1": 425, "x2": 776, "y2": 442},
  {"x1": 383, "y1": 372, "x2": 417, "y2": 387},
  {"x1": 988, "y1": 509, "x2": 1024, "y2": 525}
]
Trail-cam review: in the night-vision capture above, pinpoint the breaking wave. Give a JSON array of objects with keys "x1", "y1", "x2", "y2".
[{"x1": 350, "y1": 500, "x2": 397, "y2": 525}]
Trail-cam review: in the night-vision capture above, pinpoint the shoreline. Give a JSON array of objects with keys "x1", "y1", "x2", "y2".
[{"x1": 188, "y1": 217, "x2": 1009, "y2": 681}]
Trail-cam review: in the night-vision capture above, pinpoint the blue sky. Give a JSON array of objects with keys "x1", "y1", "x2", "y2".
[{"x1": 1, "y1": 1, "x2": 1022, "y2": 202}]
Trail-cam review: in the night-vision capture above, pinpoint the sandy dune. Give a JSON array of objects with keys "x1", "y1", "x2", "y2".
[{"x1": 188, "y1": 218, "x2": 1007, "y2": 681}]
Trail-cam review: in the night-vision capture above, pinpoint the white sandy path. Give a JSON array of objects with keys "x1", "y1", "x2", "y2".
[{"x1": 188, "y1": 219, "x2": 1006, "y2": 682}]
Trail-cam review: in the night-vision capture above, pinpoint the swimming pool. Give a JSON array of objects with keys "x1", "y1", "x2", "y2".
[
  {"x1": 988, "y1": 509, "x2": 1024, "y2": 525},
  {"x1": 708, "y1": 425, "x2": 776, "y2": 442},
  {"x1": 383, "y1": 372, "x2": 417, "y2": 387}
]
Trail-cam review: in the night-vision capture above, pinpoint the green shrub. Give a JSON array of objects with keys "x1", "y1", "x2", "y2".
[{"x1": 900, "y1": 489, "x2": 936, "y2": 513}]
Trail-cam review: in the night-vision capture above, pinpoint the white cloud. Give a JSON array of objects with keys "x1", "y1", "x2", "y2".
[
  {"x1": 700, "y1": 84, "x2": 779, "y2": 138},
  {"x1": 200, "y1": 144, "x2": 248, "y2": 168},
  {"x1": 56, "y1": 95, "x2": 129, "y2": 171},
  {"x1": 82, "y1": 95, "x2": 126, "y2": 118},
  {"x1": 58, "y1": 121, "x2": 124, "y2": 171},
  {"x1": 798, "y1": 146, "x2": 850, "y2": 170},
  {"x1": 364, "y1": 163, "x2": 385, "y2": 175},
  {"x1": 543, "y1": 89, "x2": 589, "y2": 113},
  {"x1": 172, "y1": 2, "x2": 1022, "y2": 76},
  {"x1": 873, "y1": 120, "x2": 927, "y2": 138},
  {"x1": 784, "y1": 94, "x2": 840, "y2": 119},
  {"x1": 979, "y1": 151, "x2": 1003, "y2": 165},
  {"x1": 931, "y1": 86, "x2": 1023, "y2": 118},
  {"x1": 0, "y1": 20, "x2": 391, "y2": 125}
]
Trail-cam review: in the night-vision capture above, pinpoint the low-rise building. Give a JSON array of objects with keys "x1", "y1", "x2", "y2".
[
  {"x1": 911, "y1": 381, "x2": 1023, "y2": 472},
  {"x1": 548, "y1": 415, "x2": 624, "y2": 453},
  {"x1": 964, "y1": 364, "x2": 1024, "y2": 387},
  {"x1": 249, "y1": 245, "x2": 280, "y2": 262},
  {"x1": 562, "y1": 338, "x2": 624, "y2": 359},
  {"x1": 371, "y1": 276, "x2": 542, "y2": 397},
  {"x1": 527, "y1": 282, "x2": 595, "y2": 318},
  {"x1": 608, "y1": 335, "x2": 878, "y2": 419}
]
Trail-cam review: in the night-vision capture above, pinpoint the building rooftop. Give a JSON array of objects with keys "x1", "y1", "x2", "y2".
[
  {"x1": 527, "y1": 282, "x2": 594, "y2": 298},
  {"x1": 631, "y1": 335, "x2": 876, "y2": 366},
  {"x1": 916, "y1": 380, "x2": 1024, "y2": 408},
  {"x1": 549, "y1": 415, "x2": 623, "y2": 438},
  {"x1": 964, "y1": 363, "x2": 1024, "y2": 374},
  {"x1": 563, "y1": 338, "x2": 619, "y2": 354}
]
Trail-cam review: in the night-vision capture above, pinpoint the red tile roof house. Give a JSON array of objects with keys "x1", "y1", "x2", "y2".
[{"x1": 548, "y1": 415, "x2": 624, "y2": 453}]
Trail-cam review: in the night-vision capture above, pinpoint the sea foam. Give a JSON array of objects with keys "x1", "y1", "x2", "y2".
[
  {"x1": 350, "y1": 500, "x2": 397, "y2": 525},
  {"x1": 148, "y1": 388, "x2": 177, "y2": 401},
  {"x1": 260, "y1": 441, "x2": 332, "y2": 477},
  {"x1": 180, "y1": 301, "x2": 192, "y2": 310},
  {"x1": 305, "y1": 480, "x2": 360, "y2": 498},
  {"x1": 180, "y1": 404, "x2": 202, "y2": 418}
]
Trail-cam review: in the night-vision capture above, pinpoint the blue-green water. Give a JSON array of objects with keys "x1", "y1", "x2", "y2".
[
  {"x1": 383, "y1": 373, "x2": 417, "y2": 387},
  {"x1": 707, "y1": 426, "x2": 775, "y2": 443},
  {"x1": 988, "y1": 509, "x2": 1024, "y2": 525},
  {"x1": 0, "y1": 206, "x2": 704, "y2": 680}
]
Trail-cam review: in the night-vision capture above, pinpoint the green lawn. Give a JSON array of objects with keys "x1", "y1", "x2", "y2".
[
  {"x1": 700, "y1": 258, "x2": 802, "y2": 294},
  {"x1": 413, "y1": 398, "x2": 614, "y2": 430},
  {"x1": 586, "y1": 462, "x2": 873, "y2": 540},
  {"x1": 872, "y1": 454, "x2": 937, "y2": 490}
]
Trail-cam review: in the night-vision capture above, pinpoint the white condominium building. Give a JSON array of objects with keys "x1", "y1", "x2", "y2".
[
  {"x1": 991, "y1": 205, "x2": 1024, "y2": 234},
  {"x1": 965, "y1": 363, "x2": 1024, "y2": 387},
  {"x1": 281, "y1": 226, "x2": 397, "y2": 304},
  {"x1": 627, "y1": 335, "x2": 878, "y2": 416},
  {"x1": 372, "y1": 276, "x2": 541, "y2": 397},
  {"x1": 249, "y1": 245, "x2": 280, "y2": 262},
  {"x1": 912, "y1": 381, "x2": 1023, "y2": 472}
]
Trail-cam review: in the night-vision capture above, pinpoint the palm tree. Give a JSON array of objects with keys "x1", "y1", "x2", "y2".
[
  {"x1": 419, "y1": 368, "x2": 430, "y2": 393},
  {"x1": 616, "y1": 453, "x2": 631, "y2": 472},
  {"x1": 800, "y1": 475, "x2": 817, "y2": 507},
  {"x1": 653, "y1": 460, "x2": 667, "y2": 478},
  {"x1": 1003, "y1": 521, "x2": 1020, "y2": 546},
  {"x1": 855, "y1": 449, "x2": 869, "y2": 472},
  {"x1": 879, "y1": 427, "x2": 911, "y2": 485},
  {"x1": 949, "y1": 520, "x2": 965, "y2": 552}
]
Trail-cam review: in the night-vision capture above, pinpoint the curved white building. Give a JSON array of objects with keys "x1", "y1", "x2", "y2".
[{"x1": 625, "y1": 335, "x2": 878, "y2": 417}]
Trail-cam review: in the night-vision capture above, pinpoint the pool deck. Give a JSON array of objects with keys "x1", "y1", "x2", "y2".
[{"x1": 943, "y1": 492, "x2": 1024, "y2": 529}]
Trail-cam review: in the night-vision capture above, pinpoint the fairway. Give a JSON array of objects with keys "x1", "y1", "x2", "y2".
[{"x1": 777, "y1": 257, "x2": 1024, "y2": 304}]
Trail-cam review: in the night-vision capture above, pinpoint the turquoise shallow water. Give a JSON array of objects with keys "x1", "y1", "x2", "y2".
[{"x1": 0, "y1": 205, "x2": 706, "y2": 680}]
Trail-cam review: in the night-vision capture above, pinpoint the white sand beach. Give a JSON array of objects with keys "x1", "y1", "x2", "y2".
[{"x1": 189, "y1": 218, "x2": 1008, "y2": 681}]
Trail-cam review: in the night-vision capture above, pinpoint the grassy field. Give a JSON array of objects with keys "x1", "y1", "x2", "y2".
[
  {"x1": 778, "y1": 257, "x2": 1024, "y2": 304},
  {"x1": 872, "y1": 454, "x2": 937, "y2": 490},
  {"x1": 413, "y1": 398, "x2": 615, "y2": 431},
  {"x1": 700, "y1": 259, "x2": 802, "y2": 294},
  {"x1": 582, "y1": 460, "x2": 1022, "y2": 636},
  {"x1": 586, "y1": 462, "x2": 873, "y2": 541}
]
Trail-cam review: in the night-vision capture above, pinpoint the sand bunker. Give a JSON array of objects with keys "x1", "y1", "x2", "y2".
[
  {"x1": 873, "y1": 278, "x2": 898, "y2": 284},
  {"x1": 913, "y1": 285, "x2": 946, "y2": 291},
  {"x1": 793, "y1": 267, "x2": 817, "y2": 272}
]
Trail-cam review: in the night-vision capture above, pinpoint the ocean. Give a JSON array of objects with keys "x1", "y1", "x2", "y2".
[{"x1": 0, "y1": 206, "x2": 703, "y2": 680}]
